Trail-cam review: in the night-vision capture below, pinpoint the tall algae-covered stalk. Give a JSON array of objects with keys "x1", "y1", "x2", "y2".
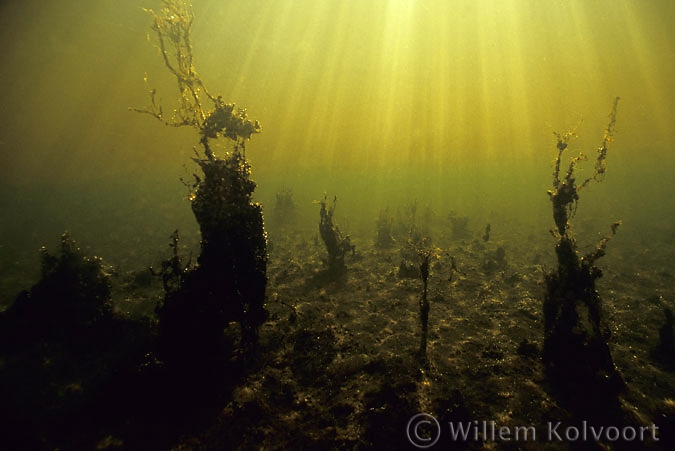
[
  {"x1": 543, "y1": 97, "x2": 624, "y2": 410},
  {"x1": 131, "y1": 0, "x2": 266, "y2": 366},
  {"x1": 318, "y1": 195, "x2": 354, "y2": 276},
  {"x1": 417, "y1": 249, "x2": 432, "y2": 365}
]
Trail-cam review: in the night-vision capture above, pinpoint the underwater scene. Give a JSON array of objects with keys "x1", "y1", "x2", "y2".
[{"x1": 1, "y1": 0, "x2": 674, "y2": 449}]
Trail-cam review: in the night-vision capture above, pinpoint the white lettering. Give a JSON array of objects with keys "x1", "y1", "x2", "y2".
[
  {"x1": 589, "y1": 425, "x2": 604, "y2": 441},
  {"x1": 650, "y1": 424, "x2": 659, "y2": 441},
  {"x1": 548, "y1": 422, "x2": 562, "y2": 441},
  {"x1": 447, "y1": 421, "x2": 659, "y2": 443},
  {"x1": 514, "y1": 426, "x2": 536, "y2": 441},
  {"x1": 448, "y1": 422, "x2": 472, "y2": 441},
  {"x1": 498, "y1": 426, "x2": 511, "y2": 441},
  {"x1": 622, "y1": 427, "x2": 636, "y2": 441},
  {"x1": 606, "y1": 426, "x2": 619, "y2": 441},
  {"x1": 565, "y1": 426, "x2": 579, "y2": 441}
]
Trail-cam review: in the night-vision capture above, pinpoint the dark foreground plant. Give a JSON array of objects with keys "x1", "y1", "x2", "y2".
[
  {"x1": 1, "y1": 232, "x2": 112, "y2": 346},
  {"x1": 132, "y1": 0, "x2": 267, "y2": 367},
  {"x1": 543, "y1": 97, "x2": 624, "y2": 412}
]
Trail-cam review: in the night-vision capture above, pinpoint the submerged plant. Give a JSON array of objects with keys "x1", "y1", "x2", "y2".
[
  {"x1": 271, "y1": 188, "x2": 297, "y2": 229},
  {"x1": 375, "y1": 207, "x2": 396, "y2": 248},
  {"x1": 1, "y1": 233, "x2": 112, "y2": 345},
  {"x1": 482, "y1": 223, "x2": 491, "y2": 242},
  {"x1": 417, "y1": 248, "x2": 433, "y2": 364},
  {"x1": 482, "y1": 245, "x2": 507, "y2": 274},
  {"x1": 448, "y1": 211, "x2": 471, "y2": 240},
  {"x1": 132, "y1": 0, "x2": 267, "y2": 364},
  {"x1": 130, "y1": 1, "x2": 261, "y2": 149},
  {"x1": 151, "y1": 229, "x2": 191, "y2": 297},
  {"x1": 398, "y1": 201, "x2": 433, "y2": 279},
  {"x1": 543, "y1": 97, "x2": 624, "y2": 410},
  {"x1": 318, "y1": 195, "x2": 354, "y2": 275}
]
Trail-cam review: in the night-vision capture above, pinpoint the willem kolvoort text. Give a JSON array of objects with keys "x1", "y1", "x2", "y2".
[{"x1": 448, "y1": 421, "x2": 659, "y2": 443}]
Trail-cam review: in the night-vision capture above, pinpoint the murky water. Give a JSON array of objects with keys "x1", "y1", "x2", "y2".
[
  {"x1": 0, "y1": 0, "x2": 673, "y2": 297},
  {"x1": 1, "y1": 2, "x2": 675, "y2": 448}
]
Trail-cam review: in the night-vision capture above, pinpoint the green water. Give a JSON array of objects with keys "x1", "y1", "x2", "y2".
[
  {"x1": 0, "y1": 0, "x2": 673, "y2": 303},
  {"x1": 1, "y1": 3, "x2": 675, "y2": 449}
]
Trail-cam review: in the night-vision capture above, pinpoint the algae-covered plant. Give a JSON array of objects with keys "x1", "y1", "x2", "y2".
[
  {"x1": 131, "y1": 0, "x2": 267, "y2": 364},
  {"x1": 417, "y1": 248, "x2": 432, "y2": 364},
  {"x1": 130, "y1": 1, "x2": 261, "y2": 144},
  {"x1": 543, "y1": 97, "x2": 624, "y2": 411},
  {"x1": 0, "y1": 232, "x2": 112, "y2": 345},
  {"x1": 318, "y1": 195, "x2": 354, "y2": 275}
]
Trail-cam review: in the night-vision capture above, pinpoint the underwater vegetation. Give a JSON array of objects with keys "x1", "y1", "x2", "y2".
[
  {"x1": 130, "y1": 0, "x2": 267, "y2": 368},
  {"x1": 318, "y1": 194, "x2": 355, "y2": 276},
  {"x1": 482, "y1": 223, "x2": 491, "y2": 242},
  {"x1": 375, "y1": 207, "x2": 396, "y2": 249},
  {"x1": 416, "y1": 248, "x2": 433, "y2": 365},
  {"x1": 0, "y1": 233, "x2": 155, "y2": 449},
  {"x1": 397, "y1": 201, "x2": 434, "y2": 279},
  {"x1": 482, "y1": 244, "x2": 507, "y2": 274},
  {"x1": 272, "y1": 188, "x2": 297, "y2": 229},
  {"x1": 448, "y1": 210, "x2": 471, "y2": 240},
  {"x1": 129, "y1": 1, "x2": 261, "y2": 144},
  {"x1": 543, "y1": 97, "x2": 625, "y2": 414},
  {"x1": 0, "y1": 232, "x2": 112, "y2": 346}
]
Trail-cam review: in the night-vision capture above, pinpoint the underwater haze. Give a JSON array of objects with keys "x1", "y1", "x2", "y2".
[
  {"x1": 0, "y1": 0, "x2": 675, "y2": 448},
  {"x1": 1, "y1": 0, "x2": 673, "y2": 270}
]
